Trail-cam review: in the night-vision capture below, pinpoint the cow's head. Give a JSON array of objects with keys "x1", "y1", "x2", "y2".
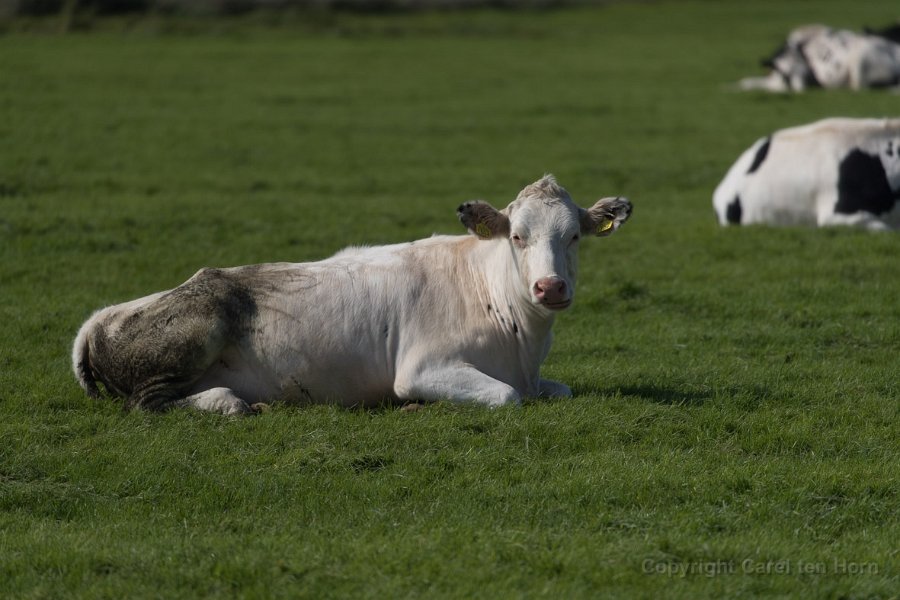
[
  {"x1": 759, "y1": 25, "x2": 828, "y2": 91},
  {"x1": 761, "y1": 45, "x2": 818, "y2": 91},
  {"x1": 458, "y1": 175, "x2": 631, "y2": 312}
]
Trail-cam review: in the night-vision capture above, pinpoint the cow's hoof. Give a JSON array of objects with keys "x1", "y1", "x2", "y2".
[
  {"x1": 250, "y1": 402, "x2": 271, "y2": 414},
  {"x1": 400, "y1": 403, "x2": 425, "y2": 413}
]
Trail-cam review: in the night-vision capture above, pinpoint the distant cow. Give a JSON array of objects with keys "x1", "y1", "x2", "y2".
[
  {"x1": 739, "y1": 24, "x2": 900, "y2": 92},
  {"x1": 713, "y1": 118, "x2": 900, "y2": 229},
  {"x1": 73, "y1": 175, "x2": 632, "y2": 414}
]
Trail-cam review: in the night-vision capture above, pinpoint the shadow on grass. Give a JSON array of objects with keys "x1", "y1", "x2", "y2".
[
  {"x1": 576, "y1": 384, "x2": 712, "y2": 407},
  {"x1": 571, "y1": 382, "x2": 774, "y2": 410},
  {"x1": 620, "y1": 385, "x2": 711, "y2": 406}
]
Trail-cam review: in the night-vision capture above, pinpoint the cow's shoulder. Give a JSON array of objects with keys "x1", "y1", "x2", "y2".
[{"x1": 326, "y1": 236, "x2": 480, "y2": 281}]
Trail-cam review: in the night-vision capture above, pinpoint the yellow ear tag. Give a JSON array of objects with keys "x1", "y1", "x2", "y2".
[
  {"x1": 597, "y1": 219, "x2": 614, "y2": 234},
  {"x1": 475, "y1": 222, "x2": 491, "y2": 238}
]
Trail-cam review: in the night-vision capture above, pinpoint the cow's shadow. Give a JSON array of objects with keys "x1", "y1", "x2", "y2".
[
  {"x1": 567, "y1": 383, "x2": 774, "y2": 408},
  {"x1": 558, "y1": 384, "x2": 712, "y2": 407},
  {"x1": 614, "y1": 385, "x2": 710, "y2": 406}
]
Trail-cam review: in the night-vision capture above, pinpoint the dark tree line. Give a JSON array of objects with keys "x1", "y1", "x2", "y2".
[{"x1": 2, "y1": 0, "x2": 570, "y2": 17}]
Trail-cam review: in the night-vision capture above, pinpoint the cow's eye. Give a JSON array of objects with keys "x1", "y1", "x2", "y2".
[{"x1": 572, "y1": 234, "x2": 580, "y2": 242}]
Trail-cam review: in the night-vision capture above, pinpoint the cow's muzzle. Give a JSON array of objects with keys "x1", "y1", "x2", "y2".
[{"x1": 533, "y1": 276, "x2": 571, "y2": 310}]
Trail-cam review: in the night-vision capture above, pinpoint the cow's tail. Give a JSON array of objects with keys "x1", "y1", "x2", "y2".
[{"x1": 72, "y1": 315, "x2": 101, "y2": 399}]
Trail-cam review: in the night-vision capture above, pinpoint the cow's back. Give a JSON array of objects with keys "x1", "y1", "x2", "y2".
[{"x1": 714, "y1": 118, "x2": 900, "y2": 228}]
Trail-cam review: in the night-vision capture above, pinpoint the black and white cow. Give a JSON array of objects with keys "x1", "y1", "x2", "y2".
[
  {"x1": 713, "y1": 118, "x2": 900, "y2": 229},
  {"x1": 739, "y1": 24, "x2": 900, "y2": 92}
]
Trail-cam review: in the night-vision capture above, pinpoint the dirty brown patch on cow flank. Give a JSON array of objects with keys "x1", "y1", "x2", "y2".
[{"x1": 87, "y1": 268, "x2": 259, "y2": 411}]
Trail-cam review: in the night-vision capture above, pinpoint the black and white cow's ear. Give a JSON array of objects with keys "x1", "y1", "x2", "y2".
[
  {"x1": 457, "y1": 200, "x2": 511, "y2": 239},
  {"x1": 580, "y1": 196, "x2": 632, "y2": 237}
]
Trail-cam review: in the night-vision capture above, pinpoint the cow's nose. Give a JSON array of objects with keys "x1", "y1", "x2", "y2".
[{"x1": 533, "y1": 277, "x2": 567, "y2": 303}]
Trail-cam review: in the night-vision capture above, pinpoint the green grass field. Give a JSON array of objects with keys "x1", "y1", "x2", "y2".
[{"x1": 1, "y1": 1, "x2": 898, "y2": 597}]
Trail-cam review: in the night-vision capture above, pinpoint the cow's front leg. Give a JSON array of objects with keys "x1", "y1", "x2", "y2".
[
  {"x1": 818, "y1": 210, "x2": 892, "y2": 231},
  {"x1": 394, "y1": 365, "x2": 521, "y2": 408},
  {"x1": 738, "y1": 72, "x2": 790, "y2": 92},
  {"x1": 538, "y1": 379, "x2": 572, "y2": 398}
]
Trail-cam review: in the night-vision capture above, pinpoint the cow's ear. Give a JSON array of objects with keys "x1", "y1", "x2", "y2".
[
  {"x1": 457, "y1": 200, "x2": 510, "y2": 239},
  {"x1": 580, "y1": 196, "x2": 632, "y2": 237}
]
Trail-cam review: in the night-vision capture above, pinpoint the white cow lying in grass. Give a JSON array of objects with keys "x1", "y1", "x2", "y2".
[
  {"x1": 73, "y1": 175, "x2": 632, "y2": 414},
  {"x1": 713, "y1": 118, "x2": 900, "y2": 230},
  {"x1": 739, "y1": 24, "x2": 900, "y2": 92}
]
